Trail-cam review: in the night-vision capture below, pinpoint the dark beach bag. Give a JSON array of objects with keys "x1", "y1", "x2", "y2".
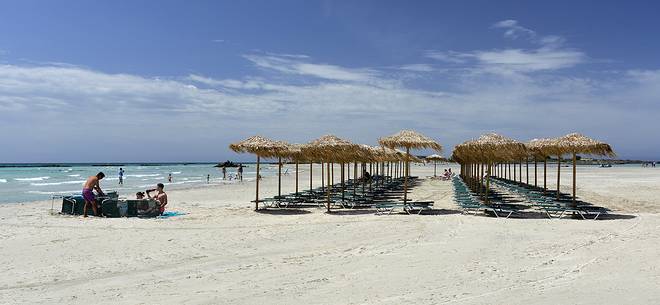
[
  {"x1": 101, "y1": 199, "x2": 120, "y2": 218},
  {"x1": 61, "y1": 195, "x2": 86, "y2": 215}
]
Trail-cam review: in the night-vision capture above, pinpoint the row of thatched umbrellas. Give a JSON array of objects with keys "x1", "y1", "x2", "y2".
[
  {"x1": 452, "y1": 133, "x2": 615, "y2": 206},
  {"x1": 230, "y1": 130, "x2": 442, "y2": 212}
]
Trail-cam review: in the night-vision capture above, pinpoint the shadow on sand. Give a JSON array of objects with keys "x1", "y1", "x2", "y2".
[{"x1": 256, "y1": 209, "x2": 312, "y2": 215}]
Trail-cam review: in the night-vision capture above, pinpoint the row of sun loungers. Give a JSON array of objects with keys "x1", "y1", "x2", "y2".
[
  {"x1": 257, "y1": 175, "x2": 434, "y2": 214},
  {"x1": 453, "y1": 175, "x2": 608, "y2": 219}
]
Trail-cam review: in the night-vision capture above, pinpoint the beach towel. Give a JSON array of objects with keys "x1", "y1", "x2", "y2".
[{"x1": 157, "y1": 211, "x2": 186, "y2": 219}]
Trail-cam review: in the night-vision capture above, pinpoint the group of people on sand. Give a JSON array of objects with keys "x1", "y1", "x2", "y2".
[
  {"x1": 82, "y1": 172, "x2": 168, "y2": 218},
  {"x1": 221, "y1": 164, "x2": 244, "y2": 181},
  {"x1": 439, "y1": 168, "x2": 454, "y2": 180}
]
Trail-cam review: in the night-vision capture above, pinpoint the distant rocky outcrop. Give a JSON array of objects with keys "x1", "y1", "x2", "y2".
[{"x1": 214, "y1": 161, "x2": 241, "y2": 168}]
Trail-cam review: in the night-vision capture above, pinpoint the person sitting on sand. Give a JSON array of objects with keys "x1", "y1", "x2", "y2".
[
  {"x1": 362, "y1": 170, "x2": 371, "y2": 182},
  {"x1": 82, "y1": 172, "x2": 105, "y2": 217},
  {"x1": 146, "y1": 183, "x2": 168, "y2": 214}
]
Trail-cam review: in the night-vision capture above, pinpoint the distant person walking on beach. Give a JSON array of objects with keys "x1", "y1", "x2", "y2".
[
  {"x1": 238, "y1": 164, "x2": 243, "y2": 181},
  {"x1": 222, "y1": 167, "x2": 227, "y2": 180},
  {"x1": 118, "y1": 168, "x2": 124, "y2": 185},
  {"x1": 82, "y1": 172, "x2": 105, "y2": 217},
  {"x1": 168, "y1": 173, "x2": 173, "y2": 183}
]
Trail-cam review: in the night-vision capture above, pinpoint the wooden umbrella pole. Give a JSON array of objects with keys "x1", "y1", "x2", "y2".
[
  {"x1": 331, "y1": 163, "x2": 334, "y2": 186},
  {"x1": 572, "y1": 151, "x2": 577, "y2": 205},
  {"x1": 353, "y1": 162, "x2": 357, "y2": 195},
  {"x1": 309, "y1": 162, "x2": 313, "y2": 193},
  {"x1": 404, "y1": 147, "x2": 410, "y2": 203},
  {"x1": 255, "y1": 156, "x2": 260, "y2": 211},
  {"x1": 543, "y1": 158, "x2": 547, "y2": 193},
  {"x1": 321, "y1": 162, "x2": 325, "y2": 191},
  {"x1": 486, "y1": 163, "x2": 491, "y2": 203},
  {"x1": 513, "y1": 161, "x2": 516, "y2": 182},
  {"x1": 341, "y1": 163, "x2": 345, "y2": 201},
  {"x1": 369, "y1": 163, "x2": 373, "y2": 192},
  {"x1": 434, "y1": 161, "x2": 437, "y2": 176},
  {"x1": 534, "y1": 159, "x2": 538, "y2": 188},
  {"x1": 519, "y1": 160, "x2": 522, "y2": 182},
  {"x1": 326, "y1": 162, "x2": 331, "y2": 212},
  {"x1": 480, "y1": 163, "x2": 484, "y2": 197},
  {"x1": 278, "y1": 157, "x2": 282, "y2": 198},
  {"x1": 362, "y1": 163, "x2": 365, "y2": 193},
  {"x1": 557, "y1": 155, "x2": 561, "y2": 200},
  {"x1": 526, "y1": 157, "x2": 529, "y2": 185},
  {"x1": 295, "y1": 162, "x2": 299, "y2": 195}
]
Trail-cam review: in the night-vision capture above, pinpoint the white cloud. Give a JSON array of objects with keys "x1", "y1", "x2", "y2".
[
  {"x1": 474, "y1": 48, "x2": 584, "y2": 72},
  {"x1": 492, "y1": 19, "x2": 536, "y2": 39},
  {"x1": 427, "y1": 20, "x2": 585, "y2": 73},
  {"x1": 243, "y1": 54, "x2": 376, "y2": 82},
  {"x1": 424, "y1": 51, "x2": 469, "y2": 63},
  {"x1": 0, "y1": 48, "x2": 658, "y2": 160},
  {"x1": 399, "y1": 64, "x2": 434, "y2": 72}
]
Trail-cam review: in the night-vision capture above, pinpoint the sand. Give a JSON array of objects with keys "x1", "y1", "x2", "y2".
[{"x1": 1, "y1": 163, "x2": 660, "y2": 304}]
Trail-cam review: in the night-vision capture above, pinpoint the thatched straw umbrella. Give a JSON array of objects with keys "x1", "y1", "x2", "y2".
[
  {"x1": 553, "y1": 133, "x2": 615, "y2": 205},
  {"x1": 528, "y1": 138, "x2": 557, "y2": 194},
  {"x1": 379, "y1": 130, "x2": 442, "y2": 204},
  {"x1": 465, "y1": 133, "x2": 526, "y2": 202},
  {"x1": 303, "y1": 135, "x2": 359, "y2": 212},
  {"x1": 229, "y1": 136, "x2": 289, "y2": 210},
  {"x1": 283, "y1": 144, "x2": 308, "y2": 197},
  {"x1": 425, "y1": 154, "x2": 445, "y2": 176}
]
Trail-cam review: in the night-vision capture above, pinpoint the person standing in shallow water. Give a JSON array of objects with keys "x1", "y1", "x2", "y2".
[
  {"x1": 238, "y1": 164, "x2": 243, "y2": 181},
  {"x1": 168, "y1": 173, "x2": 173, "y2": 183},
  {"x1": 222, "y1": 167, "x2": 227, "y2": 180},
  {"x1": 207, "y1": 174, "x2": 210, "y2": 184},
  {"x1": 118, "y1": 168, "x2": 124, "y2": 185}
]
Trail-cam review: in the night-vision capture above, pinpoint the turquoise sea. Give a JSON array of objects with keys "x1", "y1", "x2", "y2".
[{"x1": 0, "y1": 163, "x2": 274, "y2": 204}]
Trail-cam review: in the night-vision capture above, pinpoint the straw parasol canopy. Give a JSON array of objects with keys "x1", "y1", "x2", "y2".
[
  {"x1": 303, "y1": 135, "x2": 360, "y2": 163},
  {"x1": 229, "y1": 136, "x2": 290, "y2": 158},
  {"x1": 379, "y1": 130, "x2": 443, "y2": 151},
  {"x1": 553, "y1": 133, "x2": 615, "y2": 204},
  {"x1": 230, "y1": 136, "x2": 290, "y2": 211},
  {"x1": 379, "y1": 130, "x2": 442, "y2": 204},
  {"x1": 552, "y1": 133, "x2": 615, "y2": 157},
  {"x1": 451, "y1": 133, "x2": 526, "y2": 202},
  {"x1": 425, "y1": 154, "x2": 446, "y2": 176},
  {"x1": 528, "y1": 138, "x2": 561, "y2": 157},
  {"x1": 303, "y1": 135, "x2": 359, "y2": 212},
  {"x1": 470, "y1": 133, "x2": 527, "y2": 162},
  {"x1": 425, "y1": 154, "x2": 445, "y2": 161}
]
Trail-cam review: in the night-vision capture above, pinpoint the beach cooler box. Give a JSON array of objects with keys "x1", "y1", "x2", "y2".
[
  {"x1": 103, "y1": 200, "x2": 140, "y2": 217},
  {"x1": 61, "y1": 191, "x2": 119, "y2": 215},
  {"x1": 93, "y1": 199, "x2": 157, "y2": 218}
]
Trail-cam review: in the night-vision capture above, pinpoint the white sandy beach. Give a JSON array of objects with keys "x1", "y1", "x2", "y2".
[{"x1": 1, "y1": 164, "x2": 660, "y2": 304}]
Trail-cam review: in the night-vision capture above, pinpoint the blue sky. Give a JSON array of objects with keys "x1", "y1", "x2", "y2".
[{"x1": 1, "y1": 0, "x2": 659, "y2": 162}]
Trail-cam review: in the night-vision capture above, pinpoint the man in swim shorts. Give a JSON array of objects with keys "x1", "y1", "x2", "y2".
[
  {"x1": 82, "y1": 172, "x2": 106, "y2": 217},
  {"x1": 147, "y1": 183, "x2": 168, "y2": 215}
]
